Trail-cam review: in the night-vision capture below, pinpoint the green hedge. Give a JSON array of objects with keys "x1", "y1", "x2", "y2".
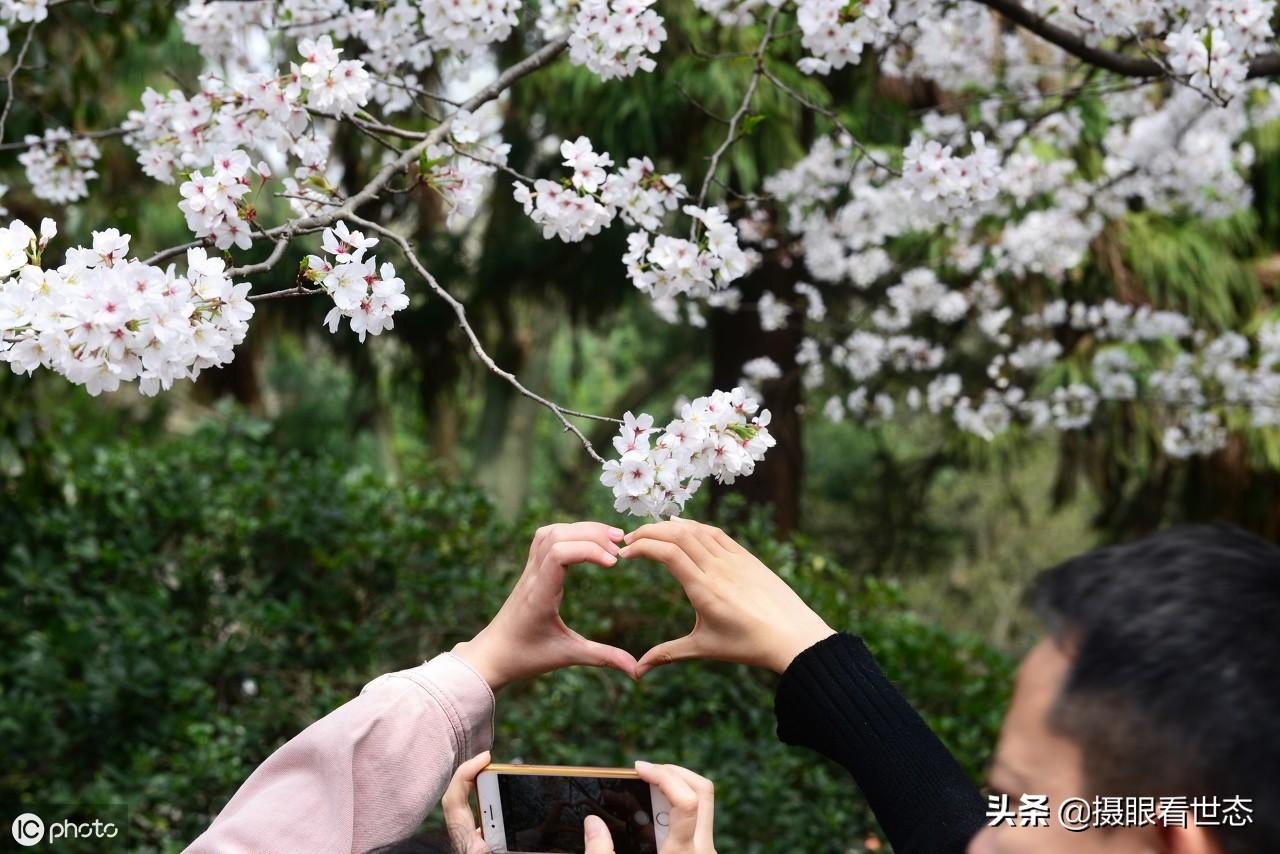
[{"x1": 0, "y1": 412, "x2": 1013, "y2": 852}]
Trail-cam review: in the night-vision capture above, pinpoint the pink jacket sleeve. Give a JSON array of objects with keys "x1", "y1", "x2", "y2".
[{"x1": 186, "y1": 652, "x2": 496, "y2": 854}]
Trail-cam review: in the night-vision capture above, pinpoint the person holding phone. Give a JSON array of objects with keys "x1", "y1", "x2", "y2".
[
  {"x1": 619, "y1": 519, "x2": 1280, "y2": 854},
  {"x1": 186, "y1": 522, "x2": 651, "y2": 854},
  {"x1": 440, "y1": 756, "x2": 716, "y2": 854}
]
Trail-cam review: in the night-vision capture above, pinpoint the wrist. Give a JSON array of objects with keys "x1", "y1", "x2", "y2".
[
  {"x1": 452, "y1": 634, "x2": 511, "y2": 693},
  {"x1": 768, "y1": 623, "x2": 837, "y2": 674}
]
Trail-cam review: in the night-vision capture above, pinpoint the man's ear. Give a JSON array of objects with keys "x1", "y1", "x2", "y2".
[{"x1": 1156, "y1": 822, "x2": 1223, "y2": 854}]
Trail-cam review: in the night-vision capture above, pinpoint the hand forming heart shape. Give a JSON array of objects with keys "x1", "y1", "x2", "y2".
[
  {"x1": 452, "y1": 519, "x2": 836, "y2": 691},
  {"x1": 620, "y1": 519, "x2": 836, "y2": 677},
  {"x1": 453, "y1": 521, "x2": 640, "y2": 689}
]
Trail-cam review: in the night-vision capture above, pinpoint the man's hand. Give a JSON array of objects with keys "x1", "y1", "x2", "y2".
[
  {"x1": 583, "y1": 762, "x2": 717, "y2": 853},
  {"x1": 453, "y1": 522, "x2": 637, "y2": 690},
  {"x1": 620, "y1": 519, "x2": 835, "y2": 676}
]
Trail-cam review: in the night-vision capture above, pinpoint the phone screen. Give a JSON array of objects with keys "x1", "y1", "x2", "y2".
[{"x1": 495, "y1": 773, "x2": 659, "y2": 854}]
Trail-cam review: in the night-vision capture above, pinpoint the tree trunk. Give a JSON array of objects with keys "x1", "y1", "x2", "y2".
[{"x1": 709, "y1": 257, "x2": 804, "y2": 535}]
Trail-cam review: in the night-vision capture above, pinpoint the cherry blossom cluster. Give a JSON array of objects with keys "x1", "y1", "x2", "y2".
[
  {"x1": 125, "y1": 35, "x2": 370, "y2": 188},
  {"x1": 883, "y1": 5, "x2": 1016, "y2": 90},
  {"x1": 757, "y1": 276, "x2": 1280, "y2": 457},
  {"x1": 17, "y1": 128, "x2": 100, "y2": 204},
  {"x1": 623, "y1": 205, "x2": 749, "y2": 301},
  {"x1": 901, "y1": 133, "x2": 1001, "y2": 215},
  {"x1": 295, "y1": 34, "x2": 372, "y2": 116},
  {"x1": 0, "y1": 219, "x2": 253, "y2": 396},
  {"x1": 600, "y1": 388, "x2": 776, "y2": 518},
  {"x1": 178, "y1": 149, "x2": 258, "y2": 251},
  {"x1": 737, "y1": 68, "x2": 1278, "y2": 458},
  {"x1": 691, "y1": 0, "x2": 776, "y2": 28},
  {"x1": 177, "y1": 0, "x2": 517, "y2": 108},
  {"x1": 538, "y1": 0, "x2": 667, "y2": 80},
  {"x1": 795, "y1": 0, "x2": 894, "y2": 76},
  {"x1": 305, "y1": 223, "x2": 409, "y2": 343},
  {"x1": 514, "y1": 136, "x2": 747, "y2": 298}
]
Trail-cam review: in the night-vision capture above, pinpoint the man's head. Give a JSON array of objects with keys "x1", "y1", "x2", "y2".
[{"x1": 970, "y1": 524, "x2": 1280, "y2": 854}]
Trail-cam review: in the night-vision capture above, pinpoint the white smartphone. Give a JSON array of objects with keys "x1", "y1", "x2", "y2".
[{"x1": 475, "y1": 763, "x2": 672, "y2": 853}]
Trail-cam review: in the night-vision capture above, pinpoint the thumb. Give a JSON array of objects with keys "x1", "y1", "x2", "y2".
[
  {"x1": 583, "y1": 814, "x2": 615, "y2": 854},
  {"x1": 565, "y1": 628, "x2": 640, "y2": 679},
  {"x1": 636, "y1": 634, "x2": 699, "y2": 679}
]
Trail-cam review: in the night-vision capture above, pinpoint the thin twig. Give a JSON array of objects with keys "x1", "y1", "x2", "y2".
[
  {"x1": 0, "y1": 24, "x2": 38, "y2": 143},
  {"x1": 453, "y1": 147, "x2": 538, "y2": 184},
  {"x1": 692, "y1": 6, "x2": 781, "y2": 230},
  {"x1": 762, "y1": 66, "x2": 901, "y2": 177},
  {"x1": 0, "y1": 124, "x2": 127, "y2": 152},
  {"x1": 247, "y1": 283, "x2": 324, "y2": 302},
  {"x1": 348, "y1": 214, "x2": 615, "y2": 460}
]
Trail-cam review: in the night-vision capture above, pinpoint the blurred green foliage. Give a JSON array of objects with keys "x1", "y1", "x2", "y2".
[{"x1": 0, "y1": 402, "x2": 1012, "y2": 853}]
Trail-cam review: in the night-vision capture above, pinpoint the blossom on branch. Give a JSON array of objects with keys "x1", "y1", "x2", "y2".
[
  {"x1": 0, "y1": 219, "x2": 253, "y2": 396},
  {"x1": 307, "y1": 223, "x2": 409, "y2": 343},
  {"x1": 600, "y1": 387, "x2": 776, "y2": 518}
]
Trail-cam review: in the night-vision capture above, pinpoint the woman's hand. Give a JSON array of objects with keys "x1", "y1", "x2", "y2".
[
  {"x1": 441, "y1": 751, "x2": 493, "y2": 854},
  {"x1": 620, "y1": 519, "x2": 835, "y2": 676},
  {"x1": 453, "y1": 522, "x2": 637, "y2": 691},
  {"x1": 583, "y1": 762, "x2": 717, "y2": 854}
]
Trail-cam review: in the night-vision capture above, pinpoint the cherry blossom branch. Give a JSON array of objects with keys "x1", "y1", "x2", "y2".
[
  {"x1": 969, "y1": 0, "x2": 1280, "y2": 80},
  {"x1": 143, "y1": 33, "x2": 571, "y2": 269},
  {"x1": 347, "y1": 213, "x2": 614, "y2": 461}
]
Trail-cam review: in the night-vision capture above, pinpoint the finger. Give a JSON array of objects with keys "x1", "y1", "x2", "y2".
[
  {"x1": 616, "y1": 538, "x2": 702, "y2": 587},
  {"x1": 701, "y1": 522, "x2": 744, "y2": 556},
  {"x1": 666, "y1": 516, "x2": 736, "y2": 556},
  {"x1": 442, "y1": 750, "x2": 491, "y2": 828},
  {"x1": 531, "y1": 523, "x2": 625, "y2": 562},
  {"x1": 565, "y1": 629, "x2": 641, "y2": 679},
  {"x1": 583, "y1": 814, "x2": 616, "y2": 854},
  {"x1": 664, "y1": 765, "x2": 715, "y2": 851},
  {"x1": 635, "y1": 634, "x2": 700, "y2": 678},
  {"x1": 635, "y1": 761, "x2": 698, "y2": 848},
  {"x1": 624, "y1": 521, "x2": 715, "y2": 563},
  {"x1": 544, "y1": 539, "x2": 621, "y2": 570}
]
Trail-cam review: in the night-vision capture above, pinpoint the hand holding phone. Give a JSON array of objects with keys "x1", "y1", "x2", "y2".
[
  {"x1": 442, "y1": 752, "x2": 494, "y2": 854},
  {"x1": 619, "y1": 519, "x2": 836, "y2": 676},
  {"x1": 474, "y1": 762, "x2": 716, "y2": 853}
]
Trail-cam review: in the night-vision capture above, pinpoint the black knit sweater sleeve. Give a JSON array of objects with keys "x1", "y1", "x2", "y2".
[{"x1": 774, "y1": 632, "x2": 986, "y2": 854}]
